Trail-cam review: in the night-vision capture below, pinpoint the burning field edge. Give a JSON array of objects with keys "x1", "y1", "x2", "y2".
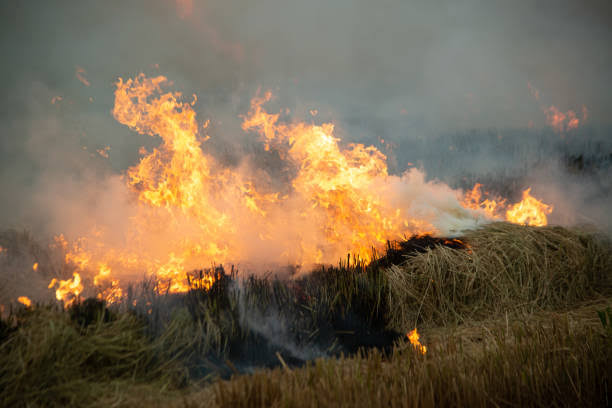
[{"x1": 0, "y1": 222, "x2": 611, "y2": 407}]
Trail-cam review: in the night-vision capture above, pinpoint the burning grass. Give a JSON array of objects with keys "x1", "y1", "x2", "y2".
[{"x1": 0, "y1": 222, "x2": 610, "y2": 406}]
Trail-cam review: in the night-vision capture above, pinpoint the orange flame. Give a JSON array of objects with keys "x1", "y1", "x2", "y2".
[
  {"x1": 461, "y1": 183, "x2": 505, "y2": 219},
  {"x1": 49, "y1": 74, "x2": 557, "y2": 301},
  {"x1": 32, "y1": 262, "x2": 38, "y2": 272},
  {"x1": 505, "y1": 188, "x2": 553, "y2": 227},
  {"x1": 17, "y1": 296, "x2": 32, "y2": 307},
  {"x1": 528, "y1": 83, "x2": 587, "y2": 133},
  {"x1": 49, "y1": 272, "x2": 83, "y2": 308},
  {"x1": 242, "y1": 91, "x2": 435, "y2": 261},
  {"x1": 407, "y1": 327, "x2": 427, "y2": 354},
  {"x1": 462, "y1": 184, "x2": 552, "y2": 227}
]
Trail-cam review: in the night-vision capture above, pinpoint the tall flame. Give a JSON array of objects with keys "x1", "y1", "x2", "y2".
[
  {"x1": 242, "y1": 91, "x2": 435, "y2": 261},
  {"x1": 47, "y1": 74, "x2": 556, "y2": 302}
]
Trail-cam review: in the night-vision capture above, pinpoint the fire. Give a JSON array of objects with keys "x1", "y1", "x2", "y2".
[
  {"x1": 47, "y1": 73, "x2": 558, "y2": 302},
  {"x1": 528, "y1": 82, "x2": 587, "y2": 133},
  {"x1": 49, "y1": 272, "x2": 83, "y2": 308},
  {"x1": 17, "y1": 296, "x2": 32, "y2": 307},
  {"x1": 94, "y1": 263, "x2": 124, "y2": 304},
  {"x1": 51, "y1": 73, "x2": 453, "y2": 299},
  {"x1": 407, "y1": 328, "x2": 427, "y2": 354},
  {"x1": 505, "y1": 188, "x2": 553, "y2": 227},
  {"x1": 96, "y1": 146, "x2": 110, "y2": 159},
  {"x1": 462, "y1": 184, "x2": 552, "y2": 227},
  {"x1": 461, "y1": 183, "x2": 504, "y2": 219},
  {"x1": 543, "y1": 105, "x2": 583, "y2": 133},
  {"x1": 242, "y1": 91, "x2": 435, "y2": 261},
  {"x1": 32, "y1": 262, "x2": 38, "y2": 271}
]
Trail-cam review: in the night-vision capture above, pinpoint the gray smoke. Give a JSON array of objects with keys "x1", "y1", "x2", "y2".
[{"x1": 1, "y1": 0, "x2": 611, "y2": 232}]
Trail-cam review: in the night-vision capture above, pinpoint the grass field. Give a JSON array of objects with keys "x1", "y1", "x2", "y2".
[{"x1": 1, "y1": 222, "x2": 610, "y2": 407}]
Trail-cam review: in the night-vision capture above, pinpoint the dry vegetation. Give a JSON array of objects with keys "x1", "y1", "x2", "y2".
[
  {"x1": 0, "y1": 223, "x2": 610, "y2": 407},
  {"x1": 207, "y1": 310, "x2": 611, "y2": 408}
]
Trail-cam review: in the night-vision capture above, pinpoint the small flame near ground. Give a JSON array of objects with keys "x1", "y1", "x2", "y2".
[
  {"x1": 407, "y1": 328, "x2": 427, "y2": 354},
  {"x1": 17, "y1": 296, "x2": 32, "y2": 307}
]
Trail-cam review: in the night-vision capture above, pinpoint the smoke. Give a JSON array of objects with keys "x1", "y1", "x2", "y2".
[
  {"x1": 235, "y1": 282, "x2": 327, "y2": 362},
  {"x1": 0, "y1": 0, "x2": 611, "y2": 307}
]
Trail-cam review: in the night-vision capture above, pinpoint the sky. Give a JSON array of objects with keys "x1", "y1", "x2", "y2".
[{"x1": 0, "y1": 0, "x2": 611, "y2": 231}]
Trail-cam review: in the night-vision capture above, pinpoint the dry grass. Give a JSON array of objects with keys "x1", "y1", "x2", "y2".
[
  {"x1": 0, "y1": 223, "x2": 610, "y2": 407},
  {"x1": 0, "y1": 304, "x2": 188, "y2": 407},
  {"x1": 387, "y1": 222, "x2": 612, "y2": 331},
  {"x1": 201, "y1": 310, "x2": 611, "y2": 408}
]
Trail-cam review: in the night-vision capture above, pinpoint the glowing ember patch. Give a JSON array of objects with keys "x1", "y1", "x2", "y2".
[
  {"x1": 407, "y1": 328, "x2": 427, "y2": 354},
  {"x1": 505, "y1": 188, "x2": 553, "y2": 227},
  {"x1": 17, "y1": 296, "x2": 31, "y2": 307}
]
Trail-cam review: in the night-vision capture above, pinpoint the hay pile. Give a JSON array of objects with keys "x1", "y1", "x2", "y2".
[{"x1": 387, "y1": 222, "x2": 612, "y2": 331}]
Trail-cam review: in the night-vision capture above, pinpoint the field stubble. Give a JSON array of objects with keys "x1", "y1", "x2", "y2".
[{"x1": 0, "y1": 222, "x2": 610, "y2": 407}]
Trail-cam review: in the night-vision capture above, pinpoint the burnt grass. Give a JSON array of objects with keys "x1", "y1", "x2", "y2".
[{"x1": 0, "y1": 223, "x2": 611, "y2": 407}]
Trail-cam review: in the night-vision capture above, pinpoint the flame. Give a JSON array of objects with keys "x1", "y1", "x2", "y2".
[
  {"x1": 49, "y1": 272, "x2": 83, "y2": 308},
  {"x1": 48, "y1": 74, "x2": 558, "y2": 301},
  {"x1": 528, "y1": 83, "x2": 587, "y2": 133},
  {"x1": 96, "y1": 146, "x2": 110, "y2": 159},
  {"x1": 17, "y1": 296, "x2": 32, "y2": 307},
  {"x1": 461, "y1": 183, "x2": 505, "y2": 219},
  {"x1": 543, "y1": 105, "x2": 582, "y2": 133},
  {"x1": 93, "y1": 263, "x2": 124, "y2": 304},
  {"x1": 407, "y1": 328, "x2": 427, "y2": 354},
  {"x1": 505, "y1": 188, "x2": 553, "y2": 227},
  {"x1": 32, "y1": 262, "x2": 38, "y2": 271},
  {"x1": 462, "y1": 184, "x2": 552, "y2": 227},
  {"x1": 242, "y1": 91, "x2": 435, "y2": 261}
]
